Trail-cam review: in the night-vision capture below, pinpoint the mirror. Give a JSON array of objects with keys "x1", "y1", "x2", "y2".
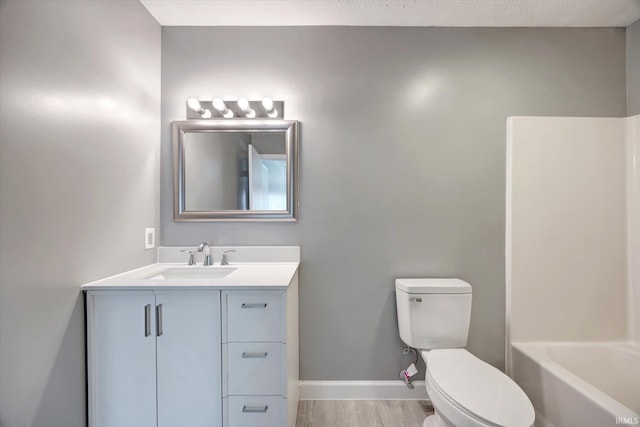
[{"x1": 172, "y1": 120, "x2": 298, "y2": 221}]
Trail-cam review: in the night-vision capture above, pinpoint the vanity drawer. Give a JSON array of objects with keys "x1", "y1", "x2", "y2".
[
  {"x1": 227, "y1": 396, "x2": 284, "y2": 427},
  {"x1": 227, "y1": 343, "x2": 283, "y2": 396},
  {"x1": 225, "y1": 292, "x2": 283, "y2": 342}
]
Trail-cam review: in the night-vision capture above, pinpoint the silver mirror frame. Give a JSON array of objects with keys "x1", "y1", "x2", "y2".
[{"x1": 172, "y1": 119, "x2": 299, "y2": 221}]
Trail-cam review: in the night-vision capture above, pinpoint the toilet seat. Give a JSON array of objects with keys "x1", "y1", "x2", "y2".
[
  {"x1": 425, "y1": 349, "x2": 534, "y2": 427},
  {"x1": 426, "y1": 373, "x2": 496, "y2": 427}
]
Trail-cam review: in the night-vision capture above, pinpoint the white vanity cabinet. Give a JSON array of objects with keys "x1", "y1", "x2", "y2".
[
  {"x1": 222, "y1": 287, "x2": 299, "y2": 427},
  {"x1": 86, "y1": 290, "x2": 222, "y2": 427},
  {"x1": 84, "y1": 260, "x2": 299, "y2": 427}
]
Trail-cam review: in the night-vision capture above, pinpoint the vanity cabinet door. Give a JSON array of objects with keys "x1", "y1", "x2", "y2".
[
  {"x1": 155, "y1": 291, "x2": 222, "y2": 427},
  {"x1": 87, "y1": 291, "x2": 157, "y2": 427}
]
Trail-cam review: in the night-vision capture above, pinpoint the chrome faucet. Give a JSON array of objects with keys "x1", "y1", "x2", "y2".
[{"x1": 197, "y1": 241, "x2": 213, "y2": 266}]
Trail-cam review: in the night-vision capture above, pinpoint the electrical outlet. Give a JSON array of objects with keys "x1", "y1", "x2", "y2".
[{"x1": 145, "y1": 228, "x2": 155, "y2": 250}]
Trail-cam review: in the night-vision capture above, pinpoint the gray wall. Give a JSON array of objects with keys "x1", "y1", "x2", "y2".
[
  {"x1": 0, "y1": 1, "x2": 160, "y2": 426},
  {"x1": 629, "y1": 19, "x2": 640, "y2": 115},
  {"x1": 161, "y1": 27, "x2": 626, "y2": 380}
]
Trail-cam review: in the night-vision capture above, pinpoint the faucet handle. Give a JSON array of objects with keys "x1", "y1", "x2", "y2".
[
  {"x1": 181, "y1": 250, "x2": 196, "y2": 266},
  {"x1": 221, "y1": 250, "x2": 236, "y2": 266}
]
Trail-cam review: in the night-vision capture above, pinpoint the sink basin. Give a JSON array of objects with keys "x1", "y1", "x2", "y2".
[{"x1": 144, "y1": 267, "x2": 237, "y2": 280}]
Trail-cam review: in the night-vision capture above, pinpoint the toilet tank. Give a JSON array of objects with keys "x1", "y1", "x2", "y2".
[{"x1": 395, "y1": 278, "x2": 472, "y2": 350}]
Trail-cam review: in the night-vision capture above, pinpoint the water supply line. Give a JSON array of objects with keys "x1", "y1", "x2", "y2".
[{"x1": 400, "y1": 346, "x2": 419, "y2": 388}]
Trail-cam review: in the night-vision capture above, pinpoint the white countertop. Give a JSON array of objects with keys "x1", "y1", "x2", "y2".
[{"x1": 81, "y1": 262, "x2": 300, "y2": 291}]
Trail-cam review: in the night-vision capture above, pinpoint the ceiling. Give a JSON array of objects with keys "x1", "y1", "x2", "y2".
[{"x1": 140, "y1": 0, "x2": 640, "y2": 27}]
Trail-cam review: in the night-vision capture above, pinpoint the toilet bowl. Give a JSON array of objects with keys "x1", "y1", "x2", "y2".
[
  {"x1": 422, "y1": 349, "x2": 534, "y2": 427},
  {"x1": 395, "y1": 278, "x2": 534, "y2": 427}
]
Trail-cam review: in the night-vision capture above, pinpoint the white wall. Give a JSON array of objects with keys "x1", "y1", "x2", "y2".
[
  {"x1": 507, "y1": 117, "x2": 628, "y2": 347},
  {"x1": 0, "y1": 1, "x2": 160, "y2": 426},
  {"x1": 628, "y1": 114, "x2": 640, "y2": 341}
]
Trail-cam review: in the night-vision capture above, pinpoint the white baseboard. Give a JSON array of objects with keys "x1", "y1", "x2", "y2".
[{"x1": 299, "y1": 380, "x2": 429, "y2": 401}]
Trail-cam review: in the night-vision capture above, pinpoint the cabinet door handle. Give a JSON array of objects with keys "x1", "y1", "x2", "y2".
[
  {"x1": 409, "y1": 297, "x2": 422, "y2": 303},
  {"x1": 242, "y1": 352, "x2": 268, "y2": 358},
  {"x1": 242, "y1": 405, "x2": 268, "y2": 413},
  {"x1": 156, "y1": 304, "x2": 163, "y2": 336},
  {"x1": 241, "y1": 303, "x2": 267, "y2": 309},
  {"x1": 144, "y1": 304, "x2": 151, "y2": 337}
]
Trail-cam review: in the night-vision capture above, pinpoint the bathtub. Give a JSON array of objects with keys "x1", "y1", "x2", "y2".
[{"x1": 510, "y1": 342, "x2": 640, "y2": 427}]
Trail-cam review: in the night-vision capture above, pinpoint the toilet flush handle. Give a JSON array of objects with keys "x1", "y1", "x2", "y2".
[{"x1": 409, "y1": 297, "x2": 422, "y2": 303}]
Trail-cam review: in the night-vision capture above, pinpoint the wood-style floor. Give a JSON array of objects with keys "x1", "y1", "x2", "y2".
[{"x1": 296, "y1": 400, "x2": 433, "y2": 427}]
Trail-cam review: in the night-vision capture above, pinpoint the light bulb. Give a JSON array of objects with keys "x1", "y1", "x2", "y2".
[
  {"x1": 202, "y1": 109, "x2": 212, "y2": 118},
  {"x1": 267, "y1": 109, "x2": 278, "y2": 118},
  {"x1": 223, "y1": 109, "x2": 234, "y2": 119},
  {"x1": 212, "y1": 98, "x2": 226, "y2": 112},
  {"x1": 187, "y1": 98, "x2": 202, "y2": 112},
  {"x1": 237, "y1": 98, "x2": 255, "y2": 117},
  {"x1": 237, "y1": 97, "x2": 250, "y2": 113},
  {"x1": 262, "y1": 97, "x2": 274, "y2": 112}
]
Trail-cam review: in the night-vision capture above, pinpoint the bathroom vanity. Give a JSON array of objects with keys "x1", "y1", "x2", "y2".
[{"x1": 82, "y1": 247, "x2": 299, "y2": 427}]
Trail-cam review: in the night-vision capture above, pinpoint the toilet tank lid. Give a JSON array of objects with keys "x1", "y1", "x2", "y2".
[{"x1": 395, "y1": 278, "x2": 471, "y2": 294}]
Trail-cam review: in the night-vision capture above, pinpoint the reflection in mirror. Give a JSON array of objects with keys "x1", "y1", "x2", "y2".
[
  {"x1": 173, "y1": 120, "x2": 298, "y2": 221},
  {"x1": 184, "y1": 132, "x2": 286, "y2": 211}
]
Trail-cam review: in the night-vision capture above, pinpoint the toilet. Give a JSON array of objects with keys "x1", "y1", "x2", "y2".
[{"x1": 395, "y1": 278, "x2": 534, "y2": 427}]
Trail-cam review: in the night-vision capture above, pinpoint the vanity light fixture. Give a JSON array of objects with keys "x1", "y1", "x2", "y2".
[
  {"x1": 212, "y1": 98, "x2": 234, "y2": 118},
  {"x1": 262, "y1": 97, "x2": 278, "y2": 118},
  {"x1": 187, "y1": 98, "x2": 212, "y2": 118},
  {"x1": 185, "y1": 98, "x2": 284, "y2": 119},
  {"x1": 237, "y1": 97, "x2": 256, "y2": 118}
]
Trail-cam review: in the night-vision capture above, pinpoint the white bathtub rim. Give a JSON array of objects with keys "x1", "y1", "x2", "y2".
[{"x1": 512, "y1": 341, "x2": 639, "y2": 419}]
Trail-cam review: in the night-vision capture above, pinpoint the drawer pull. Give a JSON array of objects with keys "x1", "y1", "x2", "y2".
[
  {"x1": 242, "y1": 405, "x2": 268, "y2": 413},
  {"x1": 242, "y1": 352, "x2": 268, "y2": 358},
  {"x1": 241, "y1": 303, "x2": 267, "y2": 309}
]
